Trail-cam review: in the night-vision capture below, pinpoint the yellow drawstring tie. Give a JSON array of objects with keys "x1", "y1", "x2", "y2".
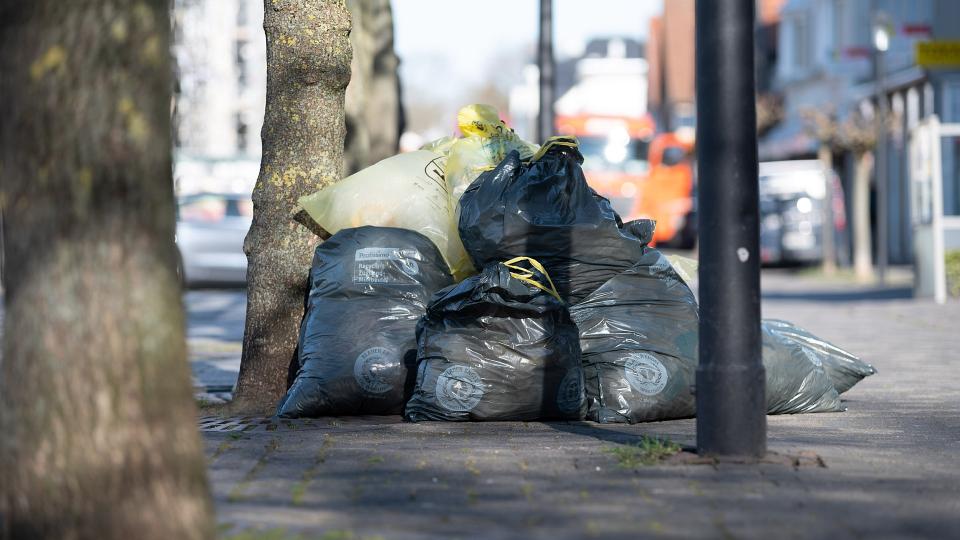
[
  {"x1": 528, "y1": 135, "x2": 580, "y2": 163},
  {"x1": 502, "y1": 256, "x2": 562, "y2": 302}
]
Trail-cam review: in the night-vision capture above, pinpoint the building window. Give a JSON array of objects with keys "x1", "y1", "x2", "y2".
[
  {"x1": 236, "y1": 40, "x2": 248, "y2": 87},
  {"x1": 237, "y1": 0, "x2": 248, "y2": 27},
  {"x1": 792, "y1": 14, "x2": 809, "y2": 71},
  {"x1": 833, "y1": 0, "x2": 846, "y2": 57},
  {"x1": 236, "y1": 113, "x2": 248, "y2": 153}
]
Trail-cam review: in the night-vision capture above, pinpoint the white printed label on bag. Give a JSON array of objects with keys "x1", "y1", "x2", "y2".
[
  {"x1": 435, "y1": 365, "x2": 484, "y2": 412},
  {"x1": 556, "y1": 370, "x2": 584, "y2": 414},
  {"x1": 353, "y1": 347, "x2": 396, "y2": 394},
  {"x1": 624, "y1": 353, "x2": 669, "y2": 396},
  {"x1": 353, "y1": 247, "x2": 421, "y2": 283}
]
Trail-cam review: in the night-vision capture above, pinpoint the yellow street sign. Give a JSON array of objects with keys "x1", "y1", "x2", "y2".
[{"x1": 916, "y1": 41, "x2": 960, "y2": 68}]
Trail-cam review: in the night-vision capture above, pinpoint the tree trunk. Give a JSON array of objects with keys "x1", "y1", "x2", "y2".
[
  {"x1": 0, "y1": 2, "x2": 214, "y2": 539},
  {"x1": 344, "y1": 0, "x2": 401, "y2": 175},
  {"x1": 361, "y1": 0, "x2": 402, "y2": 164},
  {"x1": 817, "y1": 145, "x2": 837, "y2": 275},
  {"x1": 231, "y1": 0, "x2": 352, "y2": 413},
  {"x1": 852, "y1": 150, "x2": 875, "y2": 282}
]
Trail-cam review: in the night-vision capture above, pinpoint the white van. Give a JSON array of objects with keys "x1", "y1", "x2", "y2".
[{"x1": 758, "y1": 160, "x2": 843, "y2": 265}]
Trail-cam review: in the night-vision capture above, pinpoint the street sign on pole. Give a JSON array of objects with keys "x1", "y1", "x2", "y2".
[
  {"x1": 537, "y1": 0, "x2": 555, "y2": 143},
  {"x1": 915, "y1": 41, "x2": 960, "y2": 68},
  {"x1": 694, "y1": 0, "x2": 767, "y2": 458}
]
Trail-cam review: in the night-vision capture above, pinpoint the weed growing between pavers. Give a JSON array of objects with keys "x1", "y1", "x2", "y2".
[
  {"x1": 604, "y1": 436, "x2": 681, "y2": 468},
  {"x1": 290, "y1": 434, "x2": 333, "y2": 505},
  {"x1": 210, "y1": 441, "x2": 232, "y2": 461},
  {"x1": 210, "y1": 431, "x2": 248, "y2": 462},
  {"x1": 520, "y1": 482, "x2": 535, "y2": 501},
  {"x1": 465, "y1": 487, "x2": 479, "y2": 505},
  {"x1": 228, "y1": 438, "x2": 280, "y2": 502}
]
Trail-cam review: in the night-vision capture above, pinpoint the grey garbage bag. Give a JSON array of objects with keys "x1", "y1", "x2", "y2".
[
  {"x1": 570, "y1": 253, "x2": 847, "y2": 423},
  {"x1": 277, "y1": 226, "x2": 453, "y2": 418},
  {"x1": 762, "y1": 323, "x2": 843, "y2": 414},
  {"x1": 761, "y1": 319, "x2": 875, "y2": 394},
  {"x1": 569, "y1": 249, "x2": 700, "y2": 423},
  {"x1": 457, "y1": 137, "x2": 646, "y2": 304},
  {"x1": 405, "y1": 257, "x2": 586, "y2": 422}
]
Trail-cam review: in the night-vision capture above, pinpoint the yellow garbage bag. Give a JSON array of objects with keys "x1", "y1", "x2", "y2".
[
  {"x1": 420, "y1": 135, "x2": 457, "y2": 156},
  {"x1": 664, "y1": 254, "x2": 699, "y2": 286},
  {"x1": 298, "y1": 150, "x2": 475, "y2": 281},
  {"x1": 423, "y1": 104, "x2": 538, "y2": 199}
]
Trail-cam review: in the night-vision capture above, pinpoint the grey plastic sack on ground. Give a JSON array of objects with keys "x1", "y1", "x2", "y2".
[
  {"x1": 277, "y1": 226, "x2": 453, "y2": 418},
  {"x1": 457, "y1": 138, "x2": 646, "y2": 304},
  {"x1": 571, "y1": 254, "x2": 847, "y2": 423},
  {"x1": 569, "y1": 249, "x2": 700, "y2": 423},
  {"x1": 762, "y1": 319, "x2": 875, "y2": 394},
  {"x1": 405, "y1": 260, "x2": 586, "y2": 422},
  {"x1": 762, "y1": 323, "x2": 843, "y2": 414}
]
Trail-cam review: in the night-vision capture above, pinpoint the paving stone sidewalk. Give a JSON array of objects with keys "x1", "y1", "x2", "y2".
[{"x1": 195, "y1": 272, "x2": 960, "y2": 539}]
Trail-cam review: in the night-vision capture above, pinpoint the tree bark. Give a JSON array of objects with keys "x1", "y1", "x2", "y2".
[
  {"x1": 0, "y1": 2, "x2": 214, "y2": 539},
  {"x1": 817, "y1": 145, "x2": 837, "y2": 275},
  {"x1": 344, "y1": 0, "x2": 401, "y2": 175},
  {"x1": 852, "y1": 150, "x2": 875, "y2": 282},
  {"x1": 231, "y1": 0, "x2": 352, "y2": 413}
]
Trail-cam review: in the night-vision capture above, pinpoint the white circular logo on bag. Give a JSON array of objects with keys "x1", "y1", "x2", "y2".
[
  {"x1": 624, "y1": 353, "x2": 669, "y2": 396},
  {"x1": 353, "y1": 347, "x2": 396, "y2": 394},
  {"x1": 399, "y1": 258, "x2": 420, "y2": 276},
  {"x1": 435, "y1": 365, "x2": 484, "y2": 412},
  {"x1": 556, "y1": 370, "x2": 584, "y2": 414}
]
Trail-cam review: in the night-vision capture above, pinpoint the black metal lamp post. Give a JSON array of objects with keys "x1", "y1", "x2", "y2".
[
  {"x1": 694, "y1": 0, "x2": 767, "y2": 458},
  {"x1": 537, "y1": 0, "x2": 555, "y2": 143},
  {"x1": 873, "y1": 10, "x2": 891, "y2": 285}
]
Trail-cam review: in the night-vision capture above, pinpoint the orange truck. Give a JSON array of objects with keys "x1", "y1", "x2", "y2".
[
  {"x1": 556, "y1": 114, "x2": 697, "y2": 248},
  {"x1": 630, "y1": 132, "x2": 696, "y2": 248}
]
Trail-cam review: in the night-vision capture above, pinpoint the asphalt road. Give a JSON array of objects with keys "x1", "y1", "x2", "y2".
[{"x1": 186, "y1": 288, "x2": 246, "y2": 393}]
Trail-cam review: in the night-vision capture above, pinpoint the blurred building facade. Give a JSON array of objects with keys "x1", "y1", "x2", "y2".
[
  {"x1": 554, "y1": 38, "x2": 648, "y2": 120},
  {"x1": 172, "y1": 0, "x2": 402, "y2": 190},
  {"x1": 173, "y1": 0, "x2": 266, "y2": 159},
  {"x1": 646, "y1": 0, "x2": 786, "y2": 136},
  {"x1": 761, "y1": 0, "x2": 960, "y2": 264},
  {"x1": 509, "y1": 37, "x2": 646, "y2": 142},
  {"x1": 645, "y1": 0, "x2": 695, "y2": 134}
]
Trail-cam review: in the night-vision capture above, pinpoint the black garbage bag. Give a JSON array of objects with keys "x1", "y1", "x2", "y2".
[
  {"x1": 405, "y1": 258, "x2": 586, "y2": 421},
  {"x1": 458, "y1": 137, "x2": 646, "y2": 304},
  {"x1": 276, "y1": 226, "x2": 453, "y2": 418},
  {"x1": 761, "y1": 319, "x2": 875, "y2": 394},
  {"x1": 570, "y1": 254, "x2": 845, "y2": 423}
]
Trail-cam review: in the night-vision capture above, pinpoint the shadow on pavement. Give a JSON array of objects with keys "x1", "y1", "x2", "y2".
[
  {"x1": 544, "y1": 420, "x2": 689, "y2": 446},
  {"x1": 761, "y1": 286, "x2": 913, "y2": 302}
]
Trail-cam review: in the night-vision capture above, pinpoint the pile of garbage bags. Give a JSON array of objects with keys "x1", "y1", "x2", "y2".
[{"x1": 282, "y1": 104, "x2": 875, "y2": 423}]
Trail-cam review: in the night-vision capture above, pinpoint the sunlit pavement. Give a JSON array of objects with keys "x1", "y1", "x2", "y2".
[{"x1": 194, "y1": 271, "x2": 960, "y2": 539}]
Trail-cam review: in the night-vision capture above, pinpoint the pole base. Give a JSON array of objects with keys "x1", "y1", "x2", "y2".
[{"x1": 696, "y1": 364, "x2": 767, "y2": 458}]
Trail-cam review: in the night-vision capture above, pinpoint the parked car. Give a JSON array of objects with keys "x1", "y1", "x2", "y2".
[
  {"x1": 176, "y1": 193, "x2": 252, "y2": 287},
  {"x1": 758, "y1": 160, "x2": 844, "y2": 265}
]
